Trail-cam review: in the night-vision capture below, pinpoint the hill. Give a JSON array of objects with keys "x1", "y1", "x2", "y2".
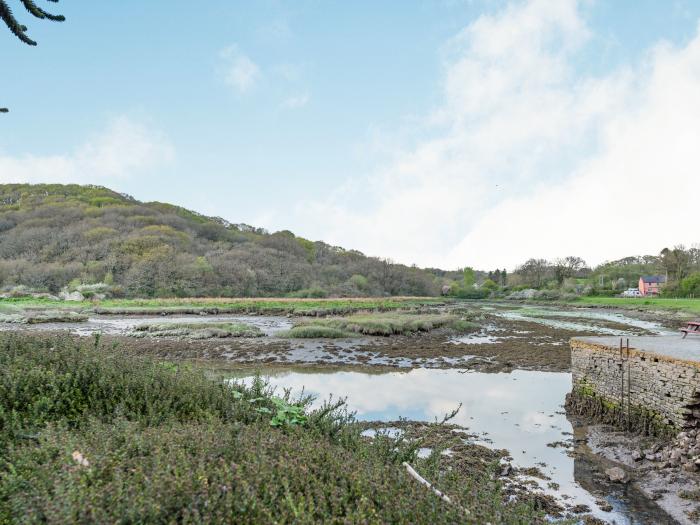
[{"x1": 0, "y1": 184, "x2": 447, "y2": 298}]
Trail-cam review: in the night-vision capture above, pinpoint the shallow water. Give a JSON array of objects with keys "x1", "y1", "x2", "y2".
[
  {"x1": 493, "y1": 305, "x2": 673, "y2": 335},
  {"x1": 233, "y1": 367, "x2": 670, "y2": 524},
  {"x1": 0, "y1": 314, "x2": 294, "y2": 337}
]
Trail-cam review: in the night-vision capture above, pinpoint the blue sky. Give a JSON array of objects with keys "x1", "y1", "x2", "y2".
[{"x1": 2, "y1": 0, "x2": 700, "y2": 269}]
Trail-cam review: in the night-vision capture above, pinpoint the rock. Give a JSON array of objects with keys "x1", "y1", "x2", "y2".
[
  {"x1": 631, "y1": 450, "x2": 643, "y2": 462},
  {"x1": 500, "y1": 463, "x2": 513, "y2": 477},
  {"x1": 682, "y1": 461, "x2": 699, "y2": 473},
  {"x1": 595, "y1": 499, "x2": 613, "y2": 512},
  {"x1": 605, "y1": 467, "x2": 627, "y2": 483}
]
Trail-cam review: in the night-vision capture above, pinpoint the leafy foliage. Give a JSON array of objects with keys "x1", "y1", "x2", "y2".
[
  {"x1": 0, "y1": 184, "x2": 443, "y2": 297},
  {"x1": 0, "y1": 334, "x2": 544, "y2": 523}
]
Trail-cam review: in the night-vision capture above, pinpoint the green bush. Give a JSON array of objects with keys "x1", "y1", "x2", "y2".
[{"x1": 679, "y1": 272, "x2": 700, "y2": 297}]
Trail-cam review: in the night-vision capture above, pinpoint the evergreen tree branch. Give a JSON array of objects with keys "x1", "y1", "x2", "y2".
[
  {"x1": 19, "y1": 0, "x2": 64, "y2": 21},
  {"x1": 0, "y1": 0, "x2": 37, "y2": 45}
]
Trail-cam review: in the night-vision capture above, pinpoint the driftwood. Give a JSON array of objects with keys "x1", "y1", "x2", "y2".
[{"x1": 402, "y1": 461, "x2": 468, "y2": 514}]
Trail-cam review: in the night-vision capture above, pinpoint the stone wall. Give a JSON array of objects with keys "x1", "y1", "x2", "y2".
[{"x1": 570, "y1": 338, "x2": 700, "y2": 431}]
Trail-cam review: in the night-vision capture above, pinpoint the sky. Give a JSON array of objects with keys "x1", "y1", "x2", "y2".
[{"x1": 2, "y1": 0, "x2": 700, "y2": 271}]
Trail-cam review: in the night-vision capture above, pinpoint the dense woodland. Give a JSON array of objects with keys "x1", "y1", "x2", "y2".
[{"x1": 0, "y1": 184, "x2": 449, "y2": 298}]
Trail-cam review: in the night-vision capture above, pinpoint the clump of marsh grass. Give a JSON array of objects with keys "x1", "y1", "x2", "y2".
[
  {"x1": 286, "y1": 313, "x2": 478, "y2": 337},
  {"x1": 0, "y1": 305, "x2": 88, "y2": 324},
  {"x1": 278, "y1": 325, "x2": 357, "y2": 339},
  {"x1": 134, "y1": 322, "x2": 264, "y2": 339}
]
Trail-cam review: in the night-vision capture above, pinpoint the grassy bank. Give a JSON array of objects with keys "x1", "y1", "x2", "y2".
[
  {"x1": 0, "y1": 334, "x2": 544, "y2": 524},
  {"x1": 570, "y1": 296, "x2": 700, "y2": 315},
  {"x1": 0, "y1": 296, "x2": 446, "y2": 318},
  {"x1": 133, "y1": 322, "x2": 265, "y2": 339},
  {"x1": 281, "y1": 312, "x2": 477, "y2": 338}
]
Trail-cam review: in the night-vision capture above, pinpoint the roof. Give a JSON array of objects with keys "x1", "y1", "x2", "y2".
[{"x1": 641, "y1": 275, "x2": 667, "y2": 284}]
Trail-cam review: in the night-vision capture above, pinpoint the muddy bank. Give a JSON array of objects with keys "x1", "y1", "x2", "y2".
[
  {"x1": 585, "y1": 424, "x2": 700, "y2": 524},
  {"x1": 4, "y1": 301, "x2": 672, "y2": 373}
]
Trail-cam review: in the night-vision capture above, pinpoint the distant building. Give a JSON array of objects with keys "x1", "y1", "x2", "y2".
[{"x1": 638, "y1": 275, "x2": 666, "y2": 296}]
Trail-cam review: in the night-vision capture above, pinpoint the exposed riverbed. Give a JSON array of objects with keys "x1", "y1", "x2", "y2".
[{"x1": 3, "y1": 301, "x2": 689, "y2": 523}]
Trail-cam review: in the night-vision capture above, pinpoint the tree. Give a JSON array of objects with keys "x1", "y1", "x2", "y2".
[
  {"x1": 515, "y1": 258, "x2": 550, "y2": 288},
  {"x1": 481, "y1": 278, "x2": 498, "y2": 293},
  {"x1": 1, "y1": 0, "x2": 64, "y2": 46},
  {"x1": 2, "y1": 0, "x2": 65, "y2": 112},
  {"x1": 553, "y1": 256, "x2": 586, "y2": 284},
  {"x1": 462, "y1": 267, "x2": 475, "y2": 288},
  {"x1": 659, "y1": 245, "x2": 691, "y2": 282}
]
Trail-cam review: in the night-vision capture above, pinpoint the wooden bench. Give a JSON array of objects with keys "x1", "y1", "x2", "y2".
[{"x1": 681, "y1": 321, "x2": 700, "y2": 338}]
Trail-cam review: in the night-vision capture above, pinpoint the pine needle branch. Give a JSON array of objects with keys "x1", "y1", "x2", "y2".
[
  {"x1": 0, "y1": 0, "x2": 37, "y2": 45},
  {"x1": 1, "y1": 0, "x2": 65, "y2": 45},
  {"x1": 19, "y1": 0, "x2": 64, "y2": 21}
]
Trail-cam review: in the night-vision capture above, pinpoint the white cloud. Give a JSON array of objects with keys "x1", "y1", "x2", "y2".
[
  {"x1": 286, "y1": 0, "x2": 700, "y2": 269},
  {"x1": 0, "y1": 117, "x2": 174, "y2": 184},
  {"x1": 220, "y1": 45, "x2": 261, "y2": 93},
  {"x1": 282, "y1": 93, "x2": 310, "y2": 109}
]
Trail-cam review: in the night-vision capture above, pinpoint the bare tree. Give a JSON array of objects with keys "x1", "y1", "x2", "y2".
[{"x1": 553, "y1": 256, "x2": 586, "y2": 284}]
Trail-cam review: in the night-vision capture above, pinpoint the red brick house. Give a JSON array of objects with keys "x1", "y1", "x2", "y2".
[{"x1": 638, "y1": 275, "x2": 666, "y2": 296}]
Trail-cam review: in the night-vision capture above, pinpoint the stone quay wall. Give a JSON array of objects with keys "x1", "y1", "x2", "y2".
[{"x1": 571, "y1": 338, "x2": 700, "y2": 430}]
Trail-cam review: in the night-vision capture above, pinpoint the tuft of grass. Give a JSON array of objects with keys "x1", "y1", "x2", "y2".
[
  {"x1": 680, "y1": 489, "x2": 700, "y2": 501},
  {"x1": 290, "y1": 313, "x2": 479, "y2": 337},
  {"x1": 134, "y1": 322, "x2": 264, "y2": 338},
  {"x1": 0, "y1": 334, "x2": 545, "y2": 523},
  {"x1": 278, "y1": 325, "x2": 357, "y2": 339}
]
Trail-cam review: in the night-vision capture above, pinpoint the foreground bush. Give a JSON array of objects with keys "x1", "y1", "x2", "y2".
[{"x1": 0, "y1": 334, "x2": 543, "y2": 524}]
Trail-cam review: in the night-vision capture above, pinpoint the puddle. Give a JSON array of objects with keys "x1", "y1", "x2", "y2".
[
  {"x1": 233, "y1": 367, "x2": 669, "y2": 524},
  {"x1": 361, "y1": 427, "x2": 404, "y2": 439}
]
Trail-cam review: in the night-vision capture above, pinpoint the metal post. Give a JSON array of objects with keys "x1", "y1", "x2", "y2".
[
  {"x1": 627, "y1": 338, "x2": 631, "y2": 432},
  {"x1": 619, "y1": 338, "x2": 624, "y2": 418}
]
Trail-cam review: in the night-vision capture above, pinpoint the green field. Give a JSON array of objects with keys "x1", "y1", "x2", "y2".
[{"x1": 572, "y1": 296, "x2": 700, "y2": 315}]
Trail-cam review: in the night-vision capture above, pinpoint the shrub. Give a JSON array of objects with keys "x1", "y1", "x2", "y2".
[{"x1": 0, "y1": 334, "x2": 544, "y2": 523}]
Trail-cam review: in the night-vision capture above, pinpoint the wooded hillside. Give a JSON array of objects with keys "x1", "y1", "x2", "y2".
[{"x1": 0, "y1": 184, "x2": 445, "y2": 298}]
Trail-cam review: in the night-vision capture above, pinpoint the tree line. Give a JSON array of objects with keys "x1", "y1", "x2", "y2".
[{"x1": 0, "y1": 184, "x2": 444, "y2": 298}]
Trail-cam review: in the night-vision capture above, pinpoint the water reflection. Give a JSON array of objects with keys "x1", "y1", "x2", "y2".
[{"x1": 235, "y1": 368, "x2": 667, "y2": 524}]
